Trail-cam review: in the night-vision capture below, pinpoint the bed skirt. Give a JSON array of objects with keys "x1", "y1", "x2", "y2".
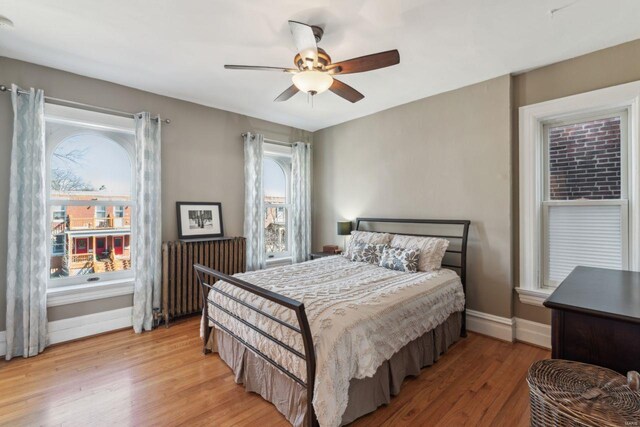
[{"x1": 206, "y1": 311, "x2": 462, "y2": 426}]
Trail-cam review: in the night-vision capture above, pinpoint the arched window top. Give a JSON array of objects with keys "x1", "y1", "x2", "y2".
[
  {"x1": 51, "y1": 133, "x2": 132, "y2": 200},
  {"x1": 263, "y1": 157, "x2": 287, "y2": 204}
]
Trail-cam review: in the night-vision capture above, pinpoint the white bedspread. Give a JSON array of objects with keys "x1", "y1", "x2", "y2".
[{"x1": 207, "y1": 256, "x2": 465, "y2": 427}]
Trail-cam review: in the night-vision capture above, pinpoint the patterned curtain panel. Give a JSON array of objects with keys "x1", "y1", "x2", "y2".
[
  {"x1": 132, "y1": 112, "x2": 162, "y2": 333},
  {"x1": 5, "y1": 85, "x2": 48, "y2": 360},
  {"x1": 291, "y1": 142, "x2": 312, "y2": 263},
  {"x1": 243, "y1": 132, "x2": 265, "y2": 271}
]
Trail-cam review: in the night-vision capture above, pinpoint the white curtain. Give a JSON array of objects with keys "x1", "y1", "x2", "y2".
[
  {"x1": 291, "y1": 142, "x2": 312, "y2": 263},
  {"x1": 132, "y1": 112, "x2": 162, "y2": 333},
  {"x1": 5, "y1": 85, "x2": 48, "y2": 360},
  {"x1": 243, "y1": 132, "x2": 265, "y2": 271}
]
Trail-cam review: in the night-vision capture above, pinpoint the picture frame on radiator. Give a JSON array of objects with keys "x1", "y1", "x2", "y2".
[{"x1": 176, "y1": 201, "x2": 224, "y2": 240}]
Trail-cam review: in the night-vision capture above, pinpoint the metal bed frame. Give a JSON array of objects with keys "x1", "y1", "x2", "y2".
[{"x1": 195, "y1": 217, "x2": 470, "y2": 427}]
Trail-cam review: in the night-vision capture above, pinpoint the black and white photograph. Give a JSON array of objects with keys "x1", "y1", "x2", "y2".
[
  {"x1": 176, "y1": 202, "x2": 224, "y2": 239},
  {"x1": 188, "y1": 209, "x2": 214, "y2": 230}
]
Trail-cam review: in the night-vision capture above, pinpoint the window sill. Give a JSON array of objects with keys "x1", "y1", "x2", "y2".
[
  {"x1": 515, "y1": 287, "x2": 553, "y2": 307},
  {"x1": 47, "y1": 278, "x2": 134, "y2": 307},
  {"x1": 265, "y1": 257, "x2": 292, "y2": 268}
]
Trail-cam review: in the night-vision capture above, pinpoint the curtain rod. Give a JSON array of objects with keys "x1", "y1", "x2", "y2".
[
  {"x1": 241, "y1": 132, "x2": 296, "y2": 148},
  {"x1": 0, "y1": 84, "x2": 171, "y2": 124}
]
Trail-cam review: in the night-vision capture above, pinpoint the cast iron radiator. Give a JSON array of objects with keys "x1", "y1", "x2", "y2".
[{"x1": 160, "y1": 237, "x2": 246, "y2": 325}]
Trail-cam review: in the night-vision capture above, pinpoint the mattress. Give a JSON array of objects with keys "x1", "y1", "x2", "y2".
[{"x1": 206, "y1": 256, "x2": 465, "y2": 427}]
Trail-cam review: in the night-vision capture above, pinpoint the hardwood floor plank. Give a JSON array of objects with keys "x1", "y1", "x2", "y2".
[{"x1": 0, "y1": 317, "x2": 549, "y2": 426}]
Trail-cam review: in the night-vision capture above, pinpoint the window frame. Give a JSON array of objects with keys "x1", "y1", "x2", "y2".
[
  {"x1": 263, "y1": 144, "x2": 293, "y2": 261},
  {"x1": 45, "y1": 104, "x2": 136, "y2": 291},
  {"x1": 517, "y1": 80, "x2": 640, "y2": 306},
  {"x1": 541, "y1": 110, "x2": 630, "y2": 288}
]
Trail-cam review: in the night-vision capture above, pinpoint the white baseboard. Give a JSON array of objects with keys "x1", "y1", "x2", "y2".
[
  {"x1": 466, "y1": 309, "x2": 515, "y2": 342},
  {"x1": 466, "y1": 310, "x2": 551, "y2": 349},
  {"x1": 515, "y1": 318, "x2": 551, "y2": 349},
  {"x1": 48, "y1": 307, "x2": 133, "y2": 345},
  {"x1": 0, "y1": 307, "x2": 133, "y2": 357}
]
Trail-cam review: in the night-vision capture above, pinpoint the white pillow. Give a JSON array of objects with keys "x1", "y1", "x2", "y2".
[
  {"x1": 344, "y1": 231, "x2": 393, "y2": 258},
  {"x1": 389, "y1": 235, "x2": 449, "y2": 272}
]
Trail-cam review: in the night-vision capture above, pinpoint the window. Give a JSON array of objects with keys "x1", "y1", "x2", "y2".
[
  {"x1": 263, "y1": 146, "x2": 292, "y2": 260},
  {"x1": 518, "y1": 81, "x2": 640, "y2": 305},
  {"x1": 52, "y1": 205, "x2": 66, "y2": 221},
  {"x1": 46, "y1": 104, "x2": 135, "y2": 287},
  {"x1": 543, "y1": 113, "x2": 628, "y2": 287},
  {"x1": 52, "y1": 234, "x2": 65, "y2": 255},
  {"x1": 95, "y1": 206, "x2": 107, "y2": 218}
]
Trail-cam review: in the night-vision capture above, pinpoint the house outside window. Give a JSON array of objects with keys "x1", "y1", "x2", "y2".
[
  {"x1": 263, "y1": 144, "x2": 292, "y2": 261},
  {"x1": 46, "y1": 104, "x2": 135, "y2": 288},
  {"x1": 517, "y1": 81, "x2": 640, "y2": 305}
]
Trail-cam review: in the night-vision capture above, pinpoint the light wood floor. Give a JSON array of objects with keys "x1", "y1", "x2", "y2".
[{"x1": 0, "y1": 317, "x2": 549, "y2": 427}]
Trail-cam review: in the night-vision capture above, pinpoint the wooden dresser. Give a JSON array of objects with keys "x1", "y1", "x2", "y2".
[{"x1": 544, "y1": 266, "x2": 640, "y2": 375}]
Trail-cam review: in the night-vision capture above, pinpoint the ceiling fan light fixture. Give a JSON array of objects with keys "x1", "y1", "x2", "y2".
[{"x1": 292, "y1": 70, "x2": 333, "y2": 95}]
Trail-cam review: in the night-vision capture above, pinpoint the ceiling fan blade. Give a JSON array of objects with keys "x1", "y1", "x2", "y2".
[
  {"x1": 327, "y1": 50, "x2": 400, "y2": 74},
  {"x1": 274, "y1": 85, "x2": 300, "y2": 102},
  {"x1": 329, "y1": 79, "x2": 364, "y2": 103},
  {"x1": 288, "y1": 20, "x2": 317, "y2": 67},
  {"x1": 224, "y1": 65, "x2": 297, "y2": 73}
]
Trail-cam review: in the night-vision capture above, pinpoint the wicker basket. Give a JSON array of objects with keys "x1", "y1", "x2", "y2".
[{"x1": 527, "y1": 359, "x2": 640, "y2": 426}]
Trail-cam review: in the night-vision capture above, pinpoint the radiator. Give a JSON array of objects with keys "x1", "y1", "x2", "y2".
[{"x1": 161, "y1": 237, "x2": 246, "y2": 325}]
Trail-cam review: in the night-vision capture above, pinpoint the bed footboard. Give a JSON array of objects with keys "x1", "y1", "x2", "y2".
[{"x1": 194, "y1": 264, "x2": 318, "y2": 427}]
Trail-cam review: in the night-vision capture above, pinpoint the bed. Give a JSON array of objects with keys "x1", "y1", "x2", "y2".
[{"x1": 196, "y1": 218, "x2": 470, "y2": 427}]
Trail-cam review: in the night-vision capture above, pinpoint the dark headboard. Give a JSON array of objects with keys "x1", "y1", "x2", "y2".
[{"x1": 355, "y1": 217, "x2": 471, "y2": 335}]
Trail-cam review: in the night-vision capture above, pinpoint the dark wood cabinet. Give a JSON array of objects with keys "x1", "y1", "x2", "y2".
[{"x1": 544, "y1": 266, "x2": 640, "y2": 375}]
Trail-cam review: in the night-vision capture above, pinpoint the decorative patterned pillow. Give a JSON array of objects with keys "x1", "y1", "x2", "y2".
[
  {"x1": 389, "y1": 235, "x2": 449, "y2": 272},
  {"x1": 350, "y1": 243, "x2": 388, "y2": 265},
  {"x1": 379, "y1": 246, "x2": 420, "y2": 273},
  {"x1": 343, "y1": 231, "x2": 393, "y2": 258}
]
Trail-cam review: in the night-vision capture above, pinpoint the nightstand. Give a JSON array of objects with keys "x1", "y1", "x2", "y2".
[{"x1": 310, "y1": 252, "x2": 339, "y2": 260}]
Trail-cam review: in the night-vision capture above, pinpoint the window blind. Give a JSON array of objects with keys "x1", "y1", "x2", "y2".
[{"x1": 546, "y1": 204, "x2": 624, "y2": 286}]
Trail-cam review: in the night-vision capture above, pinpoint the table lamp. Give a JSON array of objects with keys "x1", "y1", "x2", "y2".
[{"x1": 337, "y1": 221, "x2": 352, "y2": 252}]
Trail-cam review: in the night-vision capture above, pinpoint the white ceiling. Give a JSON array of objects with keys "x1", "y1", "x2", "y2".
[{"x1": 1, "y1": 0, "x2": 640, "y2": 132}]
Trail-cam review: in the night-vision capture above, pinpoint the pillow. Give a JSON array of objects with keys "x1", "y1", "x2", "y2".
[
  {"x1": 343, "y1": 231, "x2": 393, "y2": 258},
  {"x1": 390, "y1": 235, "x2": 449, "y2": 272},
  {"x1": 379, "y1": 246, "x2": 420, "y2": 273},
  {"x1": 350, "y1": 243, "x2": 388, "y2": 265}
]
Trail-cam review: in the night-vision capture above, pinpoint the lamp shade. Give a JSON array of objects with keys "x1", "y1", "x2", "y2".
[
  {"x1": 292, "y1": 70, "x2": 334, "y2": 95},
  {"x1": 337, "y1": 221, "x2": 353, "y2": 236}
]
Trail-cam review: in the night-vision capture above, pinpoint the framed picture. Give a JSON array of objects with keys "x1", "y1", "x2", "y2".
[{"x1": 176, "y1": 202, "x2": 224, "y2": 240}]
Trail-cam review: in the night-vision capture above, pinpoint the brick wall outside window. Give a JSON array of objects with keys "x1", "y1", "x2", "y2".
[{"x1": 548, "y1": 116, "x2": 621, "y2": 200}]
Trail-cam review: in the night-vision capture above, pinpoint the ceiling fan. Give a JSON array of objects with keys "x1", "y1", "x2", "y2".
[{"x1": 224, "y1": 21, "x2": 400, "y2": 103}]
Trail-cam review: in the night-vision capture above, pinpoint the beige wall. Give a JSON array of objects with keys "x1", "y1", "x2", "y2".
[
  {"x1": 0, "y1": 57, "x2": 311, "y2": 332},
  {"x1": 512, "y1": 38, "x2": 640, "y2": 324},
  {"x1": 313, "y1": 75, "x2": 513, "y2": 318}
]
